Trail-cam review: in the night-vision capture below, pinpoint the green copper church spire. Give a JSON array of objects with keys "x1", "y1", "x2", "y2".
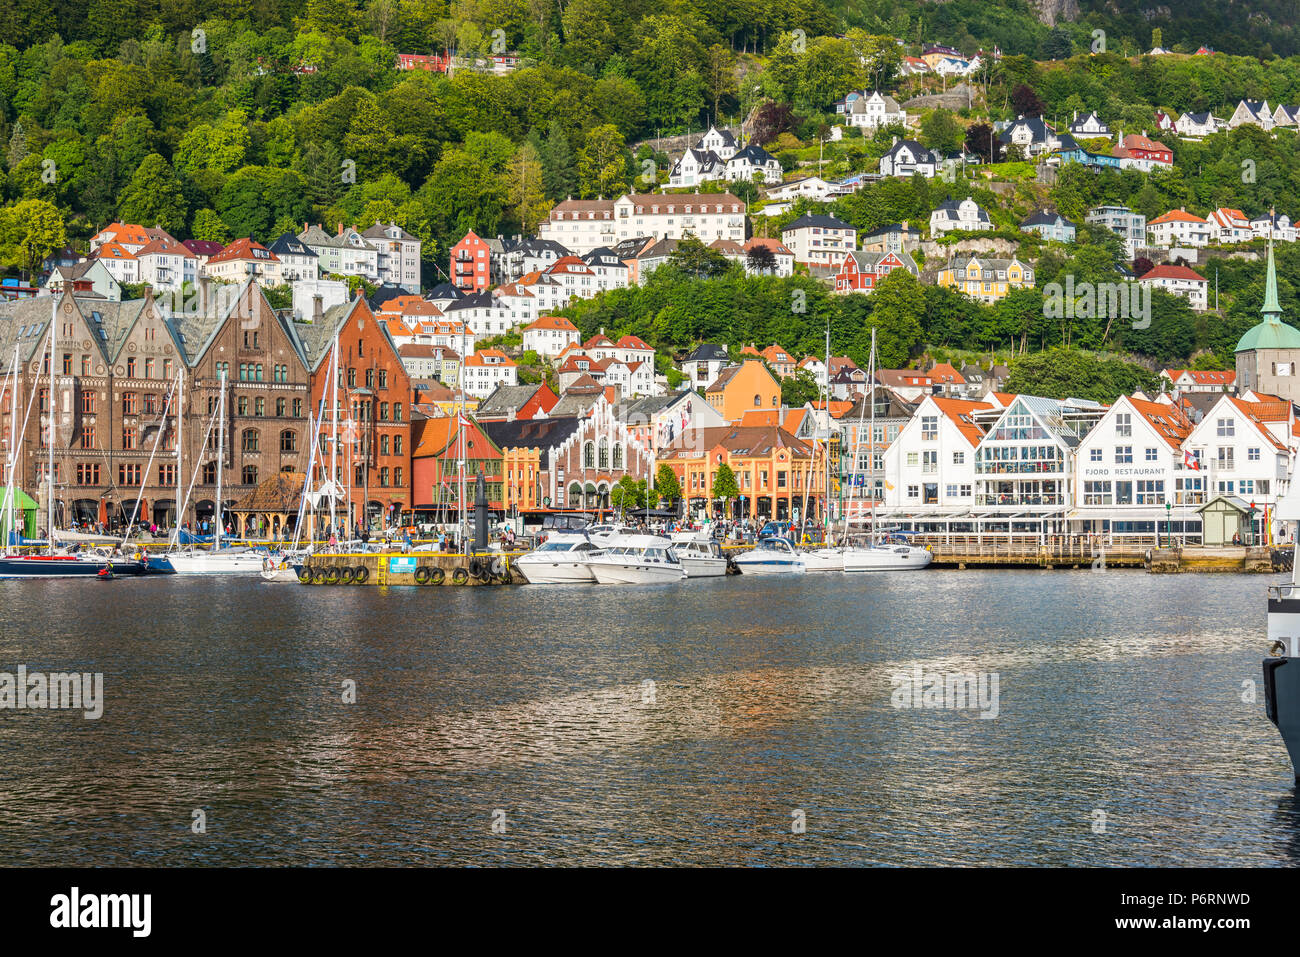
[{"x1": 1263, "y1": 233, "x2": 1283, "y2": 321}]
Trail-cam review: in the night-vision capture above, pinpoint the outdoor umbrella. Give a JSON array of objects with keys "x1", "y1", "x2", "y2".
[{"x1": 97, "y1": 498, "x2": 108, "y2": 527}]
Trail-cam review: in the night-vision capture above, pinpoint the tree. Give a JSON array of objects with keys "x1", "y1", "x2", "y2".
[
  {"x1": 540, "y1": 119, "x2": 578, "y2": 200},
  {"x1": 781, "y1": 368, "x2": 821, "y2": 406},
  {"x1": 964, "y1": 122, "x2": 1002, "y2": 163},
  {"x1": 1004, "y1": 349, "x2": 1158, "y2": 403},
  {"x1": 654, "y1": 463, "x2": 681, "y2": 508},
  {"x1": 668, "y1": 235, "x2": 732, "y2": 279},
  {"x1": 746, "y1": 244, "x2": 777, "y2": 274},
  {"x1": 712, "y1": 462, "x2": 739, "y2": 518},
  {"x1": 507, "y1": 142, "x2": 550, "y2": 233},
  {"x1": 1010, "y1": 84, "x2": 1046, "y2": 117},
  {"x1": 752, "y1": 102, "x2": 797, "y2": 146},
  {"x1": 0, "y1": 199, "x2": 66, "y2": 280},
  {"x1": 610, "y1": 476, "x2": 646, "y2": 516},
  {"x1": 920, "y1": 109, "x2": 963, "y2": 156},
  {"x1": 861, "y1": 269, "x2": 925, "y2": 367},
  {"x1": 191, "y1": 209, "x2": 230, "y2": 243},
  {"x1": 704, "y1": 44, "x2": 737, "y2": 122},
  {"x1": 577, "y1": 124, "x2": 628, "y2": 199},
  {"x1": 118, "y1": 153, "x2": 188, "y2": 234}
]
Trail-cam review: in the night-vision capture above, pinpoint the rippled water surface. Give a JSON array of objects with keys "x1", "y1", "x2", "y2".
[{"x1": 1, "y1": 570, "x2": 1299, "y2": 866}]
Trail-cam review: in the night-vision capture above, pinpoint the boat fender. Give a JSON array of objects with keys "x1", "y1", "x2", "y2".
[
  {"x1": 429, "y1": 566, "x2": 446, "y2": 584},
  {"x1": 491, "y1": 556, "x2": 504, "y2": 577},
  {"x1": 324, "y1": 566, "x2": 340, "y2": 585},
  {"x1": 469, "y1": 558, "x2": 483, "y2": 578},
  {"x1": 452, "y1": 567, "x2": 470, "y2": 585},
  {"x1": 339, "y1": 566, "x2": 355, "y2": 584},
  {"x1": 297, "y1": 566, "x2": 311, "y2": 583},
  {"x1": 354, "y1": 565, "x2": 369, "y2": 584},
  {"x1": 1271, "y1": 640, "x2": 1288, "y2": 657}
]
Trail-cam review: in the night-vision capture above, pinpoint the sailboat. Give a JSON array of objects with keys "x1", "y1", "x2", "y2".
[
  {"x1": 800, "y1": 323, "x2": 845, "y2": 571},
  {"x1": 842, "y1": 329, "x2": 932, "y2": 573},
  {"x1": 0, "y1": 299, "x2": 161, "y2": 577},
  {"x1": 167, "y1": 369, "x2": 264, "y2": 574}
]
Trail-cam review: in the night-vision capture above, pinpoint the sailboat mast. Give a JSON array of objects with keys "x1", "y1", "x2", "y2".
[
  {"x1": 215, "y1": 369, "x2": 225, "y2": 550},
  {"x1": 868, "y1": 327, "x2": 877, "y2": 546},
  {"x1": 823, "y1": 322, "x2": 830, "y2": 534},
  {"x1": 46, "y1": 297, "x2": 56, "y2": 551},
  {"x1": 174, "y1": 364, "x2": 183, "y2": 545},
  {"x1": 329, "y1": 329, "x2": 339, "y2": 536},
  {"x1": 3, "y1": 345, "x2": 17, "y2": 549}
]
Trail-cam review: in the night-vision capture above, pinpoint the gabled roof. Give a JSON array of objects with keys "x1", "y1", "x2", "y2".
[
  {"x1": 523, "y1": 315, "x2": 578, "y2": 332},
  {"x1": 207, "y1": 238, "x2": 279, "y2": 264},
  {"x1": 267, "y1": 232, "x2": 317, "y2": 258},
  {"x1": 1149, "y1": 209, "x2": 1207, "y2": 225},
  {"x1": 931, "y1": 396, "x2": 992, "y2": 447},
  {"x1": 783, "y1": 214, "x2": 855, "y2": 232},
  {"x1": 685, "y1": 342, "x2": 728, "y2": 362},
  {"x1": 1138, "y1": 264, "x2": 1206, "y2": 282}
]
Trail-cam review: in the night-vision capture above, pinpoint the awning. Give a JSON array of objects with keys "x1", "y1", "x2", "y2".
[{"x1": 0, "y1": 488, "x2": 38, "y2": 510}]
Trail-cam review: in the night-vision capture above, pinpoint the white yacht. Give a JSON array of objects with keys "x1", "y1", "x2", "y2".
[
  {"x1": 514, "y1": 532, "x2": 601, "y2": 584},
  {"x1": 800, "y1": 546, "x2": 845, "y2": 571},
  {"x1": 585, "y1": 524, "x2": 629, "y2": 548},
  {"x1": 167, "y1": 546, "x2": 269, "y2": 575},
  {"x1": 671, "y1": 536, "x2": 730, "y2": 577},
  {"x1": 842, "y1": 539, "x2": 933, "y2": 572},
  {"x1": 732, "y1": 537, "x2": 807, "y2": 575},
  {"x1": 587, "y1": 534, "x2": 684, "y2": 584}
]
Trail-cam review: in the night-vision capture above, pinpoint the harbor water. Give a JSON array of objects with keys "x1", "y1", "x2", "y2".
[{"x1": 2, "y1": 570, "x2": 1299, "y2": 866}]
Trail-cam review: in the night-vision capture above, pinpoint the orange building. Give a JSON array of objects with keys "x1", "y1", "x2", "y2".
[
  {"x1": 705, "y1": 359, "x2": 782, "y2": 423},
  {"x1": 659, "y1": 424, "x2": 826, "y2": 521}
]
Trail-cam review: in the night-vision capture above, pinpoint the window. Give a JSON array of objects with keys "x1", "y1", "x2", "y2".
[
  {"x1": 238, "y1": 396, "x2": 249, "y2": 416},
  {"x1": 922, "y1": 450, "x2": 937, "y2": 474},
  {"x1": 118, "y1": 463, "x2": 141, "y2": 485},
  {"x1": 143, "y1": 393, "x2": 158, "y2": 414},
  {"x1": 122, "y1": 427, "x2": 137, "y2": 450},
  {"x1": 394, "y1": 436, "x2": 403, "y2": 456},
  {"x1": 158, "y1": 463, "x2": 176, "y2": 486},
  {"x1": 907, "y1": 452, "x2": 919, "y2": 467},
  {"x1": 753, "y1": 394, "x2": 761, "y2": 407},
  {"x1": 921, "y1": 416, "x2": 938, "y2": 441},
  {"x1": 81, "y1": 355, "x2": 90, "y2": 376},
  {"x1": 80, "y1": 425, "x2": 94, "y2": 449},
  {"x1": 583, "y1": 442, "x2": 595, "y2": 468},
  {"x1": 126, "y1": 357, "x2": 136, "y2": 378},
  {"x1": 394, "y1": 467, "x2": 403, "y2": 487},
  {"x1": 1136, "y1": 480, "x2": 1165, "y2": 505},
  {"x1": 1145, "y1": 447, "x2": 1158, "y2": 462},
  {"x1": 394, "y1": 403, "x2": 403, "y2": 422},
  {"x1": 1217, "y1": 417, "x2": 1234, "y2": 437},
  {"x1": 62, "y1": 353, "x2": 72, "y2": 375},
  {"x1": 242, "y1": 466, "x2": 258, "y2": 485},
  {"x1": 1248, "y1": 447, "x2": 1260, "y2": 462},
  {"x1": 598, "y1": 439, "x2": 609, "y2": 469},
  {"x1": 907, "y1": 485, "x2": 919, "y2": 499},
  {"x1": 380, "y1": 403, "x2": 389, "y2": 421},
  {"x1": 953, "y1": 451, "x2": 964, "y2": 465},
  {"x1": 202, "y1": 462, "x2": 216, "y2": 484},
  {"x1": 380, "y1": 434, "x2": 390, "y2": 456},
  {"x1": 1115, "y1": 446, "x2": 1132, "y2": 464},
  {"x1": 347, "y1": 368, "x2": 357, "y2": 387},
  {"x1": 378, "y1": 370, "x2": 388, "y2": 389},
  {"x1": 293, "y1": 399, "x2": 303, "y2": 418},
  {"x1": 255, "y1": 397, "x2": 265, "y2": 417},
  {"x1": 276, "y1": 398, "x2": 286, "y2": 417},
  {"x1": 76, "y1": 463, "x2": 100, "y2": 486},
  {"x1": 145, "y1": 358, "x2": 154, "y2": 378},
  {"x1": 1090, "y1": 448, "x2": 1102, "y2": 462},
  {"x1": 241, "y1": 429, "x2": 259, "y2": 452},
  {"x1": 280, "y1": 430, "x2": 297, "y2": 453},
  {"x1": 81, "y1": 391, "x2": 95, "y2": 414},
  {"x1": 1114, "y1": 480, "x2": 1133, "y2": 504},
  {"x1": 1115, "y1": 413, "x2": 1131, "y2": 437},
  {"x1": 380, "y1": 467, "x2": 390, "y2": 487},
  {"x1": 612, "y1": 444, "x2": 623, "y2": 469},
  {"x1": 1217, "y1": 447, "x2": 1234, "y2": 470},
  {"x1": 1084, "y1": 481, "x2": 1113, "y2": 505}
]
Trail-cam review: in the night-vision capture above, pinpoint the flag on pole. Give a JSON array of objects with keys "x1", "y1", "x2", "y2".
[{"x1": 1183, "y1": 449, "x2": 1200, "y2": 471}]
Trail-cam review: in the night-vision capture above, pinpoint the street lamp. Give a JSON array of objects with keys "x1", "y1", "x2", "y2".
[{"x1": 1165, "y1": 501, "x2": 1172, "y2": 548}]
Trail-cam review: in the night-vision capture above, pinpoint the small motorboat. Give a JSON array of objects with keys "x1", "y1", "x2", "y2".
[
  {"x1": 842, "y1": 537, "x2": 933, "y2": 572},
  {"x1": 732, "y1": 537, "x2": 807, "y2": 575},
  {"x1": 670, "y1": 535, "x2": 730, "y2": 577},
  {"x1": 587, "y1": 534, "x2": 684, "y2": 584},
  {"x1": 514, "y1": 532, "x2": 601, "y2": 584}
]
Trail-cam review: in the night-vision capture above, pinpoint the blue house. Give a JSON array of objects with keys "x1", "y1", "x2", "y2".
[{"x1": 1020, "y1": 210, "x2": 1077, "y2": 243}]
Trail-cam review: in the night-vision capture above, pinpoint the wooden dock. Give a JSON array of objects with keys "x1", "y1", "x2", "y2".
[
  {"x1": 924, "y1": 541, "x2": 1284, "y2": 572},
  {"x1": 300, "y1": 551, "x2": 524, "y2": 586}
]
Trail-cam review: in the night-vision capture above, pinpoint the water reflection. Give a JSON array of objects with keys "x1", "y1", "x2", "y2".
[{"x1": 0, "y1": 570, "x2": 1293, "y2": 865}]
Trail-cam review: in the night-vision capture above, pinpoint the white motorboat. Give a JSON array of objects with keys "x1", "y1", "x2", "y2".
[
  {"x1": 585, "y1": 524, "x2": 631, "y2": 548},
  {"x1": 732, "y1": 537, "x2": 807, "y2": 575},
  {"x1": 842, "y1": 541, "x2": 933, "y2": 572},
  {"x1": 514, "y1": 532, "x2": 601, "y2": 584},
  {"x1": 167, "y1": 546, "x2": 269, "y2": 575},
  {"x1": 587, "y1": 534, "x2": 684, "y2": 584},
  {"x1": 800, "y1": 546, "x2": 845, "y2": 571},
  {"x1": 672, "y1": 537, "x2": 730, "y2": 577}
]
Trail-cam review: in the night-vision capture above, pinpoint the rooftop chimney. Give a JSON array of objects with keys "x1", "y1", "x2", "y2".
[{"x1": 313, "y1": 294, "x2": 324, "y2": 322}]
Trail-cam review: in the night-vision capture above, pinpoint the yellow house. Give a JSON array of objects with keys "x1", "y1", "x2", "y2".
[
  {"x1": 938, "y1": 256, "x2": 1035, "y2": 304},
  {"x1": 705, "y1": 359, "x2": 781, "y2": 423}
]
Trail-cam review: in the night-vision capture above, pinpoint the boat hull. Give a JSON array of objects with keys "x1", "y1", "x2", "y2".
[
  {"x1": 167, "y1": 552, "x2": 267, "y2": 575},
  {"x1": 800, "y1": 548, "x2": 845, "y2": 572},
  {"x1": 514, "y1": 558, "x2": 596, "y2": 584},
  {"x1": 732, "y1": 557, "x2": 806, "y2": 575},
  {"x1": 842, "y1": 546, "x2": 933, "y2": 572},
  {"x1": 678, "y1": 556, "x2": 729, "y2": 577},
  {"x1": 588, "y1": 560, "x2": 683, "y2": 584},
  {"x1": 0, "y1": 555, "x2": 169, "y2": 578},
  {"x1": 1265, "y1": 655, "x2": 1300, "y2": 780}
]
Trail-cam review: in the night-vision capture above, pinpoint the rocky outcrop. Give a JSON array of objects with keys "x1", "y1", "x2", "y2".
[{"x1": 1032, "y1": 0, "x2": 1080, "y2": 26}]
